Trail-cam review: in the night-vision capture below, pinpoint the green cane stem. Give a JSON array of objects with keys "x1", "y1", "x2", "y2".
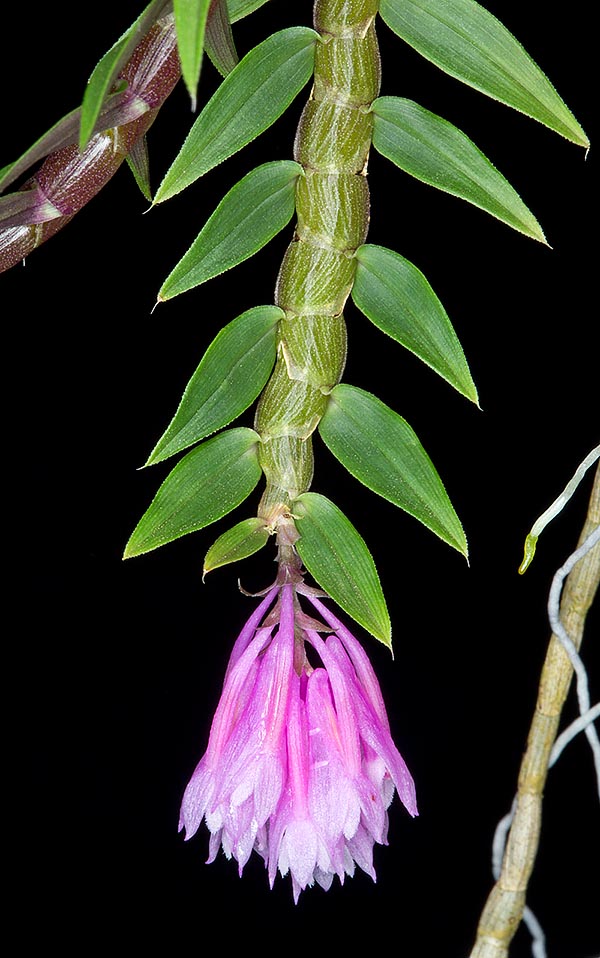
[{"x1": 255, "y1": 0, "x2": 380, "y2": 542}]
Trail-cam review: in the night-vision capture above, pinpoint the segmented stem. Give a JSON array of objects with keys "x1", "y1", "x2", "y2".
[
  {"x1": 470, "y1": 465, "x2": 600, "y2": 958},
  {"x1": 0, "y1": 13, "x2": 180, "y2": 273},
  {"x1": 255, "y1": 0, "x2": 380, "y2": 555}
]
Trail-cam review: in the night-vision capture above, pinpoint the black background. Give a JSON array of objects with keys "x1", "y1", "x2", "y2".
[{"x1": 4, "y1": 2, "x2": 598, "y2": 955}]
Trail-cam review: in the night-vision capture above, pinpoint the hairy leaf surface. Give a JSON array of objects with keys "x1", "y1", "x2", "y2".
[
  {"x1": 203, "y1": 517, "x2": 270, "y2": 573},
  {"x1": 378, "y1": 0, "x2": 588, "y2": 146},
  {"x1": 154, "y1": 27, "x2": 317, "y2": 203},
  {"x1": 158, "y1": 160, "x2": 302, "y2": 301},
  {"x1": 124, "y1": 428, "x2": 262, "y2": 558},
  {"x1": 372, "y1": 97, "x2": 545, "y2": 241},
  {"x1": 319, "y1": 385, "x2": 468, "y2": 557},
  {"x1": 352, "y1": 244, "x2": 478, "y2": 403},
  {"x1": 158, "y1": 161, "x2": 301, "y2": 300},
  {"x1": 294, "y1": 492, "x2": 391, "y2": 648},
  {"x1": 146, "y1": 305, "x2": 283, "y2": 465}
]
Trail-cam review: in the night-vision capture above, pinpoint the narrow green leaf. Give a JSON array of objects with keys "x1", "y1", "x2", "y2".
[
  {"x1": 227, "y1": 0, "x2": 271, "y2": 21},
  {"x1": 378, "y1": 0, "x2": 588, "y2": 146},
  {"x1": 319, "y1": 384, "x2": 468, "y2": 557},
  {"x1": 173, "y1": 0, "x2": 211, "y2": 110},
  {"x1": 203, "y1": 517, "x2": 270, "y2": 574},
  {"x1": 154, "y1": 27, "x2": 317, "y2": 203},
  {"x1": 372, "y1": 97, "x2": 545, "y2": 242},
  {"x1": 146, "y1": 305, "x2": 283, "y2": 465},
  {"x1": 158, "y1": 161, "x2": 302, "y2": 301},
  {"x1": 79, "y1": 0, "x2": 171, "y2": 150},
  {"x1": 352, "y1": 244, "x2": 478, "y2": 404},
  {"x1": 124, "y1": 427, "x2": 262, "y2": 558},
  {"x1": 293, "y1": 492, "x2": 391, "y2": 649}
]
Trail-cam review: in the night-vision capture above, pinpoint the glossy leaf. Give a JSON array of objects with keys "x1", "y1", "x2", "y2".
[
  {"x1": 124, "y1": 428, "x2": 262, "y2": 558},
  {"x1": 79, "y1": 0, "x2": 171, "y2": 150},
  {"x1": 203, "y1": 517, "x2": 270, "y2": 574},
  {"x1": 158, "y1": 161, "x2": 302, "y2": 301},
  {"x1": 146, "y1": 305, "x2": 283, "y2": 465},
  {"x1": 352, "y1": 244, "x2": 478, "y2": 403},
  {"x1": 173, "y1": 0, "x2": 211, "y2": 110},
  {"x1": 372, "y1": 97, "x2": 545, "y2": 242},
  {"x1": 293, "y1": 492, "x2": 391, "y2": 649},
  {"x1": 154, "y1": 27, "x2": 317, "y2": 203},
  {"x1": 319, "y1": 384, "x2": 468, "y2": 557},
  {"x1": 378, "y1": 0, "x2": 588, "y2": 146}
]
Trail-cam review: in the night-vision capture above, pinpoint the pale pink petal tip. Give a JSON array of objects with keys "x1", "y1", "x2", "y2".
[{"x1": 179, "y1": 584, "x2": 417, "y2": 900}]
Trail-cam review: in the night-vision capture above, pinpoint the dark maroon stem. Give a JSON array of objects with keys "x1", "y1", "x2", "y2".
[{"x1": 0, "y1": 14, "x2": 181, "y2": 274}]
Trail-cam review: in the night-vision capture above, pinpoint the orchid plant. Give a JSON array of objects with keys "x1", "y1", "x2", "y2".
[{"x1": 2, "y1": 2, "x2": 596, "y2": 956}]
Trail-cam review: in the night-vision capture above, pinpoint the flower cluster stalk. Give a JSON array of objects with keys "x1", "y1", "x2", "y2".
[
  {"x1": 177, "y1": 0, "x2": 421, "y2": 899},
  {"x1": 254, "y1": 0, "x2": 380, "y2": 543}
]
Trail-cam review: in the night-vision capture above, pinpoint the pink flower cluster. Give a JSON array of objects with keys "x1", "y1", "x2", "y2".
[{"x1": 179, "y1": 583, "x2": 417, "y2": 901}]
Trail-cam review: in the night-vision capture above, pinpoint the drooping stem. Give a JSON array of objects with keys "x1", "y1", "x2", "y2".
[
  {"x1": 0, "y1": 12, "x2": 180, "y2": 273},
  {"x1": 469, "y1": 463, "x2": 600, "y2": 958},
  {"x1": 254, "y1": 0, "x2": 380, "y2": 548}
]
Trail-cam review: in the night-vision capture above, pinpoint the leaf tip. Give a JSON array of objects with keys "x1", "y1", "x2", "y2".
[
  {"x1": 466, "y1": 382, "x2": 481, "y2": 408},
  {"x1": 377, "y1": 625, "x2": 393, "y2": 655},
  {"x1": 139, "y1": 452, "x2": 159, "y2": 469},
  {"x1": 122, "y1": 539, "x2": 138, "y2": 561},
  {"x1": 538, "y1": 228, "x2": 551, "y2": 248}
]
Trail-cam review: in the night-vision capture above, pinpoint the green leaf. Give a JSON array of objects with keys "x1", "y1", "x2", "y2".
[
  {"x1": 124, "y1": 427, "x2": 262, "y2": 558},
  {"x1": 371, "y1": 97, "x2": 545, "y2": 242},
  {"x1": 158, "y1": 160, "x2": 302, "y2": 301},
  {"x1": 79, "y1": 0, "x2": 171, "y2": 150},
  {"x1": 173, "y1": 0, "x2": 212, "y2": 110},
  {"x1": 146, "y1": 305, "x2": 283, "y2": 465},
  {"x1": 293, "y1": 492, "x2": 391, "y2": 649},
  {"x1": 153, "y1": 27, "x2": 317, "y2": 203},
  {"x1": 319, "y1": 384, "x2": 468, "y2": 557},
  {"x1": 227, "y1": 0, "x2": 272, "y2": 21},
  {"x1": 378, "y1": 0, "x2": 588, "y2": 147},
  {"x1": 203, "y1": 517, "x2": 270, "y2": 574},
  {"x1": 352, "y1": 244, "x2": 478, "y2": 404}
]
